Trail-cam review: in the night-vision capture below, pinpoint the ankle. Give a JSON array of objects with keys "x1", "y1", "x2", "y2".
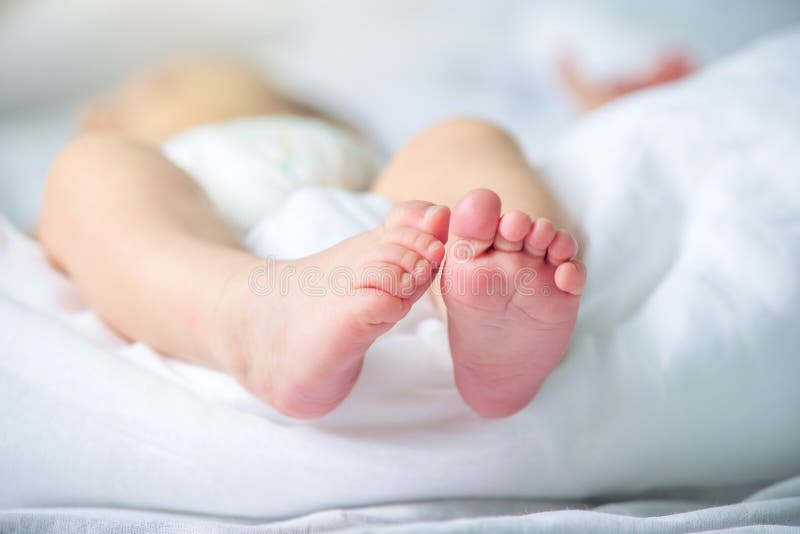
[{"x1": 197, "y1": 249, "x2": 268, "y2": 372}]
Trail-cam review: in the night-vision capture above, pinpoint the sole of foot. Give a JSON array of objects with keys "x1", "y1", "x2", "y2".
[{"x1": 441, "y1": 189, "x2": 586, "y2": 418}]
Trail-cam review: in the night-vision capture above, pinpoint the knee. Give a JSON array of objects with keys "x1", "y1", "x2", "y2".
[
  {"x1": 412, "y1": 116, "x2": 517, "y2": 153},
  {"x1": 49, "y1": 132, "x2": 128, "y2": 178},
  {"x1": 40, "y1": 132, "x2": 129, "y2": 242}
]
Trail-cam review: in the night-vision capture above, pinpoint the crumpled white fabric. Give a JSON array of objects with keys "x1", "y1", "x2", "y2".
[
  {"x1": 1, "y1": 28, "x2": 799, "y2": 519},
  {"x1": 2, "y1": 475, "x2": 800, "y2": 533}
]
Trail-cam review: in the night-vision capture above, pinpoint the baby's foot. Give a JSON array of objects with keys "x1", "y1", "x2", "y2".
[
  {"x1": 441, "y1": 189, "x2": 586, "y2": 418},
  {"x1": 213, "y1": 200, "x2": 450, "y2": 418}
]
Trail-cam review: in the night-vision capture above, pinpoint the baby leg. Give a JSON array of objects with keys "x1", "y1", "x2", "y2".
[{"x1": 40, "y1": 133, "x2": 449, "y2": 418}]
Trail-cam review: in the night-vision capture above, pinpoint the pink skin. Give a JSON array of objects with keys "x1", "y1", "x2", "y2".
[
  {"x1": 441, "y1": 189, "x2": 586, "y2": 418},
  {"x1": 216, "y1": 200, "x2": 451, "y2": 419}
]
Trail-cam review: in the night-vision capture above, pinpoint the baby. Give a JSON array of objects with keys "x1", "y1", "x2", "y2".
[{"x1": 38, "y1": 58, "x2": 677, "y2": 419}]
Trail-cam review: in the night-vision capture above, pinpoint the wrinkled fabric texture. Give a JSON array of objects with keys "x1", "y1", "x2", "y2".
[
  {"x1": 1, "y1": 476, "x2": 799, "y2": 532},
  {"x1": 1, "y1": 25, "x2": 800, "y2": 531}
]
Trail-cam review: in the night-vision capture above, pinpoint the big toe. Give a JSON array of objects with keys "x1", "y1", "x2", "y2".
[
  {"x1": 449, "y1": 189, "x2": 501, "y2": 256},
  {"x1": 385, "y1": 200, "x2": 450, "y2": 244}
]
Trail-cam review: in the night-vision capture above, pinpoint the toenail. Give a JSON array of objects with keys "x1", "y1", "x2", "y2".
[
  {"x1": 414, "y1": 259, "x2": 428, "y2": 274},
  {"x1": 401, "y1": 272, "x2": 413, "y2": 289},
  {"x1": 424, "y1": 205, "x2": 445, "y2": 222},
  {"x1": 428, "y1": 240, "x2": 443, "y2": 254}
]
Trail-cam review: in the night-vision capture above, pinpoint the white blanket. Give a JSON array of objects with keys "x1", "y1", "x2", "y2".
[{"x1": 1, "y1": 29, "x2": 800, "y2": 519}]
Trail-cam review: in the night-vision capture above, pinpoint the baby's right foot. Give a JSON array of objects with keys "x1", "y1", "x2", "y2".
[
  {"x1": 212, "y1": 200, "x2": 450, "y2": 418},
  {"x1": 441, "y1": 189, "x2": 586, "y2": 418}
]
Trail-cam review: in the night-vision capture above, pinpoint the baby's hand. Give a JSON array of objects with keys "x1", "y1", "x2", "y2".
[{"x1": 559, "y1": 51, "x2": 695, "y2": 111}]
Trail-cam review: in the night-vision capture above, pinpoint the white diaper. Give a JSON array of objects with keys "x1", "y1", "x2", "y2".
[{"x1": 162, "y1": 116, "x2": 382, "y2": 234}]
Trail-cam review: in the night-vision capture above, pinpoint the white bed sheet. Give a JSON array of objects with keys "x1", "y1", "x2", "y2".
[{"x1": 3, "y1": 475, "x2": 800, "y2": 533}]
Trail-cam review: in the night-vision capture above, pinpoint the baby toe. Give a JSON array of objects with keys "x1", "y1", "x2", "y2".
[
  {"x1": 554, "y1": 260, "x2": 586, "y2": 296},
  {"x1": 372, "y1": 244, "x2": 425, "y2": 276},
  {"x1": 494, "y1": 210, "x2": 532, "y2": 252},
  {"x1": 383, "y1": 227, "x2": 445, "y2": 265},
  {"x1": 359, "y1": 262, "x2": 415, "y2": 298},
  {"x1": 448, "y1": 189, "x2": 501, "y2": 256},
  {"x1": 546, "y1": 230, "x2": 579, "y2": 266},
  {"x1": 524, "y1": 218, "x2": 556, "y2": 257},
  {"x1": 385, "y1": 200, "x2": 450, "y2": 243}
]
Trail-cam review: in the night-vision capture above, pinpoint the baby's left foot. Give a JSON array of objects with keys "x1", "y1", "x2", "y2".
[
  {"x1": 441, "y1": 189, "x2": 586, "y2": 418},
  {"x1": 212, "y1": 200, "x2": 449, "y2": 419}
]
